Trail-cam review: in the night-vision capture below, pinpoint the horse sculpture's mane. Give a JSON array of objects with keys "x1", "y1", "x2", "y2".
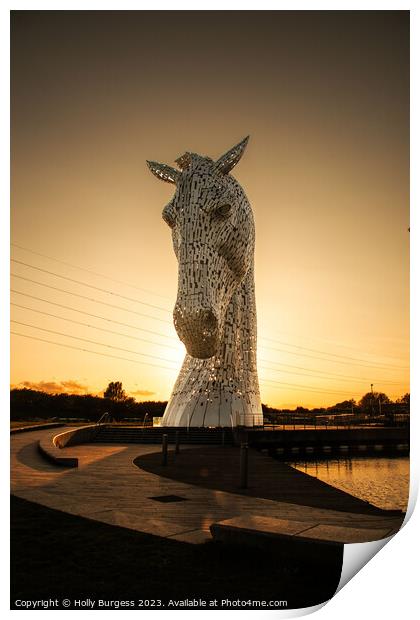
[
  {"x1": 147, "y1": 137, "x2": 262, "y2": 427},
  {"x1": 175, "y1": 152, "x2": 211, "y2": 170}
]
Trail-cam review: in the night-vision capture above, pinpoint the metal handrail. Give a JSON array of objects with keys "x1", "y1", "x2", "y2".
[{"x1": 96, "y1": 411, "x2": 111, "y2": 425}]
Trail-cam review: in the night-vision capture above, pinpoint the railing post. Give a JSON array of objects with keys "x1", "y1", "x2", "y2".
[
  {"x1": 175, "y1": 430, "x2": 180, "y2": 454},
  {"x1": 162, "y1": 433, "x2": 168, "y2": 466},
  {"x1": 240, "y1": 442, "x2": 248, "y2": 488},
  {"x1": 221, "y1": 429, "x2": 225, "y2": 446}
]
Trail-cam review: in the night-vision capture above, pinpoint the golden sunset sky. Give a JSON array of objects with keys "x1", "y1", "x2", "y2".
[{"x1": 10, "y1": 10, "x2": 409, "y2": 408}]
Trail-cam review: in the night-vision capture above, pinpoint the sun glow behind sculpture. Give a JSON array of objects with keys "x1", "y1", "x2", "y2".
[{"x1": 167, "y1": 340, "x2": 188, "y2": 367}]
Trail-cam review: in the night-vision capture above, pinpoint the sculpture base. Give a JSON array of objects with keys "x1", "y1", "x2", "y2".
[{"x1": 161, "y1": 401, "x2": 263, "y2": 428}]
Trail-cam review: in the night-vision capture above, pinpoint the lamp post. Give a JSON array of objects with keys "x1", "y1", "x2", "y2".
[{"x1": 370, "y1": 384, "x2": 374, "y2": 417}]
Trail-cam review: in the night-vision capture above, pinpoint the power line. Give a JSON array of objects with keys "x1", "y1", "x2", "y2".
[
  {"x1": 259, "y1": 362, "x2": 400, "y2": 387},
  {"x1": 11, "y1": 274, "x2": 172, "y2": 324},
  {"x1": 260, "y1": 380, "x2": 406, "y2": 397},
  {"x1": 11, "y1": 320, "x2": 179, "y2": 365},
  {"x1": 10, "y1": 292, "x2": 402, "y2": 385},
  {"x1": 11, "y1": 243, "x2": 409, "y2": 371},
  {"x1": 259, "y1": 381, "x2": 361, "y2": 398},
  {"x1": 11, "y1": 320, "x2": 366, "y2": 397},
  {"x1": 258, "y1": 340, "x2": 408, "y2": 371},
  {"x1": 270, "y1": 332, "x2": 402, "y2": 357},
  {"x1": 258, "y1": 358, "x2": 401, "y2": 385},
  {"x1": 11, "y1": 303, "x2": 179, "y2": 351},
  {"x1": 11, "y1": 273, "x2": 405, "y2": 372},
  {"x1": 11, "y1": 290, "x2": 178, "y2": 341},
  {"x1": 10, "y1": 291, "x2": 405, "y2": 388},
  {"x1": 10, "y1": 296, "x2": 363, "y2": 380},
  {"x1": 260, "y1": 337, "x2": 408, "y2": 370},
  {"x1": 10, "y1": 328, "x2": 360, "y2": 398},
  {"x1": 11, "y1": 259, "x2": 170, "y2": 314},
  {"x1": 259, "y1": 356, "x2": 402, "y2": 383},
  {"x1": 11, "y1": 328, "x2": 404, "y2": 399},
  {"x1": 260, "y1": 377, "x2": 360, "y2": 397},
  {"x1": 11, "y1": 242, "x2": 172, "y2": 301},
  {"x1": 11, "y1": 331, "x2": 178, "y2": 372},
  {"x1": 11, "y1": 302, "x2": 401, "y2": 387}
]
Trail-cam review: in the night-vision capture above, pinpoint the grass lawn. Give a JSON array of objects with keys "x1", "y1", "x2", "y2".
[{"x1": 11, "y1": 496, "x2": 342, "y2": 610}]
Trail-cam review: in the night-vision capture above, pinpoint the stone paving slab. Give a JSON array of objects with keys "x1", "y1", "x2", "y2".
[
  {"x1": 11, "y1": 428, "x2": 404, "y2": 545},
  {"x1": 297, "y1": 523, "x2": 394, "y2": 544},
  {"x1": 209, "y1": 515, "x2": 395, "y2": 547},
  {"x1": 210, "y1": 515, "x2": 318, "y2": 537}
]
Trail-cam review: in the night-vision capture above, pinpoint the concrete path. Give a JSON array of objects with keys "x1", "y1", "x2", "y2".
[
  {"x1": 11, "y1": 429, "x2": 404, "y2": 545},
  {"x1": 135, "y1": 446, "x2": 401, "y2": 515}
]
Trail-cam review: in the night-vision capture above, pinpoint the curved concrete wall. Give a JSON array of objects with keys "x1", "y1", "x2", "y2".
[
  {"x1": 38, "y1": 424, "x2": 108, "y2": 468},
  {"x1": 53, "y1": 424, "x2": 105, "y2": 448}
]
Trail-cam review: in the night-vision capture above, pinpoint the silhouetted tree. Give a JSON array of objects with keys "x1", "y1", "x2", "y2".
[
  {"x1": 396, "y1": 393, "x2": 410, "y2": 406},
  {"x1": 104, "y1": 382, "x2": 132, "y2": 422},
  {"x1": 103, "y1": 381, "x2": 128, "y2": 402},
  {"x1": 358, "y1": 391, "x2": 391, "y2": 414},
  {"x1": 10, "y1": 388, "x2": 167, "y2": 422},
  {"x1": 329, "y1": 399, "x2": 357, "y2": 411}
]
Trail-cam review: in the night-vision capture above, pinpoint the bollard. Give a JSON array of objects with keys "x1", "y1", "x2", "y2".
[
  {"x1": 240, "y1": 442, "x2": 248, "y2": 488},
  {"x1": 175, "y1": 430, "x2": 180, "y2": 455},
  {"x1": 162, "y1": 433, "x2": 168, "y2": 466}
]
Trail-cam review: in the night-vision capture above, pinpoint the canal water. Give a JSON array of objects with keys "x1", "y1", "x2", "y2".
[{"x1": 287, "y1": 456, "x2": 409, "y2": 511}]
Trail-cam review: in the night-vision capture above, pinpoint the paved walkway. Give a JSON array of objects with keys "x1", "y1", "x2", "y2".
[
  {"x1": 135, "y1": 446, "x2": 401, "y2": 515},
  {"x1": 11, "y1": 429, "x2": 404, "y2": 545}
]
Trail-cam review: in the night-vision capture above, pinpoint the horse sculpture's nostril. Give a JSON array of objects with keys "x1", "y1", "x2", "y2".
[
  {"x1": 202, "y1": 309, "x2": 217, "y2": 330},
  {"x1": 173, "y1": 303, "x2": 219, "y2": 358},
  {"x1": 174, "y1": 306, "x2": 218, "y2": 332}
]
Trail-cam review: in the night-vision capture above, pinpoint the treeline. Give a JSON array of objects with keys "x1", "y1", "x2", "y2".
[
  {"x1": 10, "y1": 388, "x2": 410, "y2": 423},
  {"x1": 262, "y1": 392, "x2": 410, "y2": 418},
  {"x1": 10, "y1": 388, "x2": 167, "y2": 422}
]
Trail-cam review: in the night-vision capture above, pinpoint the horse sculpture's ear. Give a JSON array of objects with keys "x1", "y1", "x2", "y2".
[
  {"x1": 215, "y1": 136, "x2": 250, "y2": 175},
  {"x1": 146, "y1": 161, "x2": 180, "y2": 185}
]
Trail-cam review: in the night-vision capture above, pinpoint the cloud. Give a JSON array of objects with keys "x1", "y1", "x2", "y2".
[
  {"x1": 130, "y1": 389, "x2": 155, "y2": 399},
  {"x1": 12, "y1": 380, "x2": 89, "y2": 395}
]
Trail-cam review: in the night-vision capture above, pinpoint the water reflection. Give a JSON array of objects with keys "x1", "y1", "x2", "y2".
[{"x1": 287, "y1": 457, "x2": 409, "y2": 511}]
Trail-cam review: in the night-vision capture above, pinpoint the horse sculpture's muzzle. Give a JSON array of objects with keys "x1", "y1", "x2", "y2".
[{"x1": 173, "y1": 303, "x2": 219, "y2": 359}]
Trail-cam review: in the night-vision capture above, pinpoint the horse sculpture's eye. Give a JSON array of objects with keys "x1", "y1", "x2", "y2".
[{"x1": 215, "y1": 204, "x2": 231, "y2": 218}]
